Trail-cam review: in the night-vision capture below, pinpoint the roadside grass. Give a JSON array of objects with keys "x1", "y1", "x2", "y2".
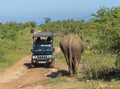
[
  {"x1": 44, "y1": 71, "x2": 120, "y2": 89},
  {"x1": 44, "y1": 50, "x2": 120, "y2": 89},
  {"x1": 0, "y1": 28, "x2": 33, "y2": 72},
  {"x1": 0, "y1": 28, "x2": 120, "y2": 89},
  {"x1": 0, "y1": 29, "x2": 60, "y2": 72},
  {"x1": 43, "y1": 36, "x2": 120, "y2": 89},
  {"x1": 53, "y1": 36, "x2": 62, "y2": 47},
  {"x1": 81, "y1": 51, "x2": 117, "y2": 80}
]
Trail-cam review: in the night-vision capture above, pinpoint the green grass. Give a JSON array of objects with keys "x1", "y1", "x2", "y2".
[
  {"x1": 43, "y1": 37, "x2": 120, "y2": 89},
  {"x1": 0, "y1": 28, "x2": 33, "y2": 71},
  {"x1": 44, "y1": 70, "x2": 120, "y2": 89},
  {"x1": 53, "y1": 36, "x2": 62, "y2": 47},
  {"x1": 44, "y1": 76, "x2": 120, "y2": 89},
  {"x1": 0, "y1": 27, "x2": 120, "y2": 89}
]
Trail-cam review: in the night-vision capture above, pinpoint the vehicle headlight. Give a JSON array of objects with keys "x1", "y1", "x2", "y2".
[
  {"x1": 47, "y1": 55, "x2": 52, "y2": 58},
  {"x1": 32, "y1": 56, "x2": 37, "y2": 59}
]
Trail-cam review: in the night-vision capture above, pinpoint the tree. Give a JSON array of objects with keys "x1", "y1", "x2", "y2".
[
  {"x1": 92, "y1": 7, "x2": 120, "y2": 67},
  {"x1": 24, "y1": 21, "x2": 36, "y2": 28},
  {"x1": 44, "y1": 17, "x2": 51, "y2": 24}
]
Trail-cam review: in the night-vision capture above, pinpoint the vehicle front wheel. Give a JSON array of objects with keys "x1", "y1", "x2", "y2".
[{"x1": 31, "y1": 59, "x2": 36, "y2": 68}]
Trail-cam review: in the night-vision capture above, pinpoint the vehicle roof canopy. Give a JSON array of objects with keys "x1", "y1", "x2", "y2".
[{"x1": 33, "y1": 32, "x2": 54, "y2": 38}]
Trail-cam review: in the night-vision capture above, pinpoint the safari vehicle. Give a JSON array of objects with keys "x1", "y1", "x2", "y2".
[{"x1": 31, "y1": 32, "x2": 55, "y2": 67}]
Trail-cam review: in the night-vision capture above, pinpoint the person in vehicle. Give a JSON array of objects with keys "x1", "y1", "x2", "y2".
[
  {"x1": 47, "y1": 37, "x2": 52, "y2": 42},
  {"x1": 35, "y1": 37, "x2": 41, "y2": 43}
]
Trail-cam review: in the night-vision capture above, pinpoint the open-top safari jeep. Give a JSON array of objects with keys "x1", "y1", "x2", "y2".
[{"x1": 31, "y1": 32, "x2": 55, "y2": 67}]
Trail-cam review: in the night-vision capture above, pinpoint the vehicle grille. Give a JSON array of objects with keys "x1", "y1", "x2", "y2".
[{"x1": 37, "y1": 55, "x2": 47, "y2": 60}]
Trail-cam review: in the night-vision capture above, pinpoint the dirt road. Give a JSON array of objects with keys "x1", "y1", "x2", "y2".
[{"x1": 0, "y1": 47, "x2": 60, "y2": 89}]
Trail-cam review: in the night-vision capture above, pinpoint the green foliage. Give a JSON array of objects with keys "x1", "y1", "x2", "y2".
[
  {"x1": 40, "y1": 19, "x2": 85, "y2": 34},
  {"x1": 0, "y1": 6, "x2": 120, "y2": 72},
  {"x1": 1, "y1": 29, "x2": 18, "y2": 41},
  {"x1": 91, "y1": 7, "x2": 120, "y2": 51},
  {"x1": 40, "y1": 6, "x2": 120, "y2": 80},
  {"x1": 91, "y1": 7, "x2": 120, "y2": 67},
  {"x1": 0, "y1": 22, "x2": 33, "y2": 71},
  {"x1": 0, "y1": 6, "x2": 120, "y2": 89},
  {"x1": 24, "y1": 21, "x2": 36, "y2": 28}
]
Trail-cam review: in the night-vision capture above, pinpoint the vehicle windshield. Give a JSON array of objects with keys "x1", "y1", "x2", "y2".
[{"x1": 33, "y1": 44, "x2": 52, "y2": 51}]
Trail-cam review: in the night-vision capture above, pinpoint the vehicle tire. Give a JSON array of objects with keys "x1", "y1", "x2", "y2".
[
  {"x1": 31, "y1": 63, "x2": 35, "y2": 68},
  {"x1": 31, "y1": 59, "x2": 36, "y2": 68}
]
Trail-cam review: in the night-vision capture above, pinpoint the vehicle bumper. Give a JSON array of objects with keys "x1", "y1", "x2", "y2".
[{"x1": 32, "y1": 58, "x2": 54, "y2": 64}]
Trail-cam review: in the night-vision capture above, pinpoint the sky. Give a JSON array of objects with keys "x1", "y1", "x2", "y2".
[{"x1": 0, "y1": 0, "x2": 120, "y2": 24}]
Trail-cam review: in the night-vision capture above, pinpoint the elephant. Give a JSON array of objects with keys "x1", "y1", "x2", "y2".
[{"x1": 59, "y1": 33, "x2": 84, "y2": 76}]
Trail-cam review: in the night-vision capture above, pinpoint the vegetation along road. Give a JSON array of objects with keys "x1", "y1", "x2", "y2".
[{"x1": 0, "y1": 7, "x2": 120, "y2": 89}]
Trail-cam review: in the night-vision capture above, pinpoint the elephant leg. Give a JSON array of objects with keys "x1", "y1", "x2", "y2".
[
  {"x1": 60, "y1": 44, "x2": 69, "y2": 67},
  {"x1": 64, "y1": 54, "x2": 70, "y2": 73},
  {"x1": 72, "y1": 61, "x2": 76, "y2": 75},
  {"x1": 63, "y1": 50, "x2": 71, "y2": 76},
  {"x1": 68, "y1": 50, "x2": 73, "y2": 76},
  {"x1": 71, "y1": 52, "x2": 76, "y2": 75},
  {"x1": 75, "y1": 63, "x2": 79, "y2": 74},
  {"x1": 74, "y1": 56, "x2": 80, "y2": 74},
  {"x1": 68, "y1": 56, "x2": 73, "y2": 76},
  {"x1": 64, "y1": 54, "x2": 69, "y2": 67},
  {"x1": 69, "y1": 64, "x2": 73, "y2": 76}
]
